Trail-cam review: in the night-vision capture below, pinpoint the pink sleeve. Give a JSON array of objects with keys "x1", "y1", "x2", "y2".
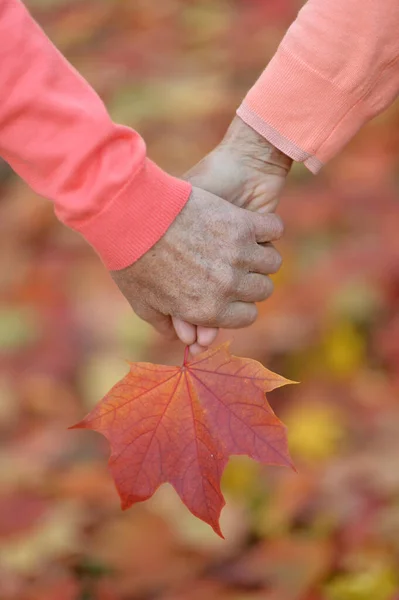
[
  {"x1": 237, "y1": 0, "x2": 399, "y2": 173},
  {"x1": 0, "y1": 0, "x2": 191, "y2": 270}
]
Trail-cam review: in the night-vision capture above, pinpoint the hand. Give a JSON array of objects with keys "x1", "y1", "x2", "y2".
[
  {"x1": 173, "y1": 116, "x2": 293, "y2": 353},
  {"x1": 186, "y1": 116, "x2": 292, "y2": 212},
  {"x1": 111, "y1": 186, "x2": 284, "y2": 341}
]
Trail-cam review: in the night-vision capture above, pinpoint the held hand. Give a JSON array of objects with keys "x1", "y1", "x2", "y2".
[
  {"x1": 174, "y1": 117, "x2": 292, "y2": 353},
  {"x1": 186, "y1": 116, "x2": 292, "y2": 213},
  {"x1": 111, "y1": 186, "x2": 284, "y2": 340}
]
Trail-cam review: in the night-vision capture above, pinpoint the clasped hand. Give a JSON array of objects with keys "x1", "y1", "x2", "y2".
[{"x1": 112, "y1": 117, "x2": 292, "y2": 353}]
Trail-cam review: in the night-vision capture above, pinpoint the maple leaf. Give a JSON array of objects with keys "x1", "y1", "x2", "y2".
[{"x1": 71, "y1": 343, "x2": 295, "y2": 536}]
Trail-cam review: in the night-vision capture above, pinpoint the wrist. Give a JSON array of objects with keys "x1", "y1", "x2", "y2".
[{"x1": 221, "y1": 116, "x2": 292, "y2": 175}]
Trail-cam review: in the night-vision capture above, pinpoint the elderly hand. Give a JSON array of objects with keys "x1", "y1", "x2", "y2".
[
  {"x1": 111, "y1": 185, "x2": 284, "y2": 341},
  {"x1": 173, "y1": 116, "x2": 292, "y2": 353}
]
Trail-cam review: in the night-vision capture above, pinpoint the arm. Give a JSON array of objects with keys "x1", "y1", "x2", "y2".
[
  {"x1": 187, "y1": 0, "x2": 399, "y2": 219},
  {"x1": 0, "y1": 0, "x2": 283, "y2": 349},
  {"x1": 0, "y1": 0, "x2": 191, "y2": 270},
  {"x1": 237, "y1": 0, "x2": 399, "y2": 172},
  {"x1": 182, "y1": 0, "x2": 399, "y2": 351}
]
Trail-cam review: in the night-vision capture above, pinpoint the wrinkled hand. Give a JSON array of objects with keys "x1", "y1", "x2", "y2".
[
  {"x1": 173, "y1": 116, "x2": 293, "y2": 353},
  {"x1": 186, "y1": 116, "x2": 292, "y2": 212},
  {"x1": 112, "y1": 186, "x2": 284, "y2": 341}
]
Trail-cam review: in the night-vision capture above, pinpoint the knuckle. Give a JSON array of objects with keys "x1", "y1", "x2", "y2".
[
  {"x1": 183, "y1": 301, "x2": 216, "y2": 326},
  {"x1": 200, "y1": 305, "x2": 216, "y2": 324},
  {"x1": 209, "y1": 296, "x2": 226, "y2": 322},
  {"x1": 232, "y1": 214, "x2": 254, "y2": 243},
  {"x1": 212, "y1": 262, "x2": 236, "y2": 295},
  {"x1": 244, "y1": 215, "x2": 256, "y2": 240},
  {"x1": 229, "y1": 245, "x2": 242, "y2": 267},
  {"x1": 221, "y1": 267, "x2": 236, "y2": 294}
]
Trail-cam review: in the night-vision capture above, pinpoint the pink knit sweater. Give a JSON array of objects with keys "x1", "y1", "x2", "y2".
[
  {"x1": 1, "y1": 0, "x2": 398, "y2": 270},
  {"x1": 238, "y1": 0, "x2": 399, "y2": 174}
]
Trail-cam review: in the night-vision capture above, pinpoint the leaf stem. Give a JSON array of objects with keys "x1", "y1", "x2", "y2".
[{"x1": 184, "y1": 346, "x2": 190, "y2": 365}]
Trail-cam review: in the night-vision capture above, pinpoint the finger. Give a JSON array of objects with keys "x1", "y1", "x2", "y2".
[
  {"x1": 236, "y1": 273, "x2": 274, "y2": 303},
  {"x1": 216, "y1": 302, "x2": 258, "y2": 329},
  {"x1": 248, "y1": 212, "x2": 284, "y2": 243},
  {"x1": 188, "y1": 342, "x2": 208, "y2": 356},
  {"x1": 137, "y1": 306, "x2": 177, "y2": 340},
  {"x1": 196, "y1": 326, "x2": 219, "y2": 347},
  {"x1": 244, "y1": 243, "x2": 282, "y2": 275},
  {"x1": 172, "y1": 317, "x2": 197, "y2": 345}
]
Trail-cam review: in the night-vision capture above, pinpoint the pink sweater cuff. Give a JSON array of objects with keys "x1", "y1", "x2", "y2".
[
  {"x1": 237, "y1": 103, "x2": 323, "y2": 174},
  {"x1": 237, "y1": 44, "x2": 399, "y2": 173},
  {"x1": 237, "y1": 45, "x2": 352, "y2": 172},
  {"x1": 0, "y1": 0, "x2": 192, "y2": 272},
  {"x1": 70, "y1": 160, "x2": 192, "y2": 271}
]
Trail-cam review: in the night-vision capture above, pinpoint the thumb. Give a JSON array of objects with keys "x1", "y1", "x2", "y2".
[{"x1": 248, "y1": 212, "x2": 284, "y2": 243}]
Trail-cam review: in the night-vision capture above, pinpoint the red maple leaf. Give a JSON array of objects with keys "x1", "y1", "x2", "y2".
[{"x1": 71, "y1": 343, "x2": 295, "y2": 536}]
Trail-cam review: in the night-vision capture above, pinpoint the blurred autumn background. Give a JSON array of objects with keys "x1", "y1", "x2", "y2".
[{"x1": 1, "y1": 0, "x2": 399, "y2": 598}]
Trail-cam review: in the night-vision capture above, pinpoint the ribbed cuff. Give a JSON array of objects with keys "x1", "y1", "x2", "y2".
[
  {"x1": 237, "y1": 44, "x2": 368, "y2": 173},
  {"x1": 237, "y1": 104, "x2": 323, "y2": 174},
  {"x1": 73, "y1": 159, "x2": 192, "y2": 271}
]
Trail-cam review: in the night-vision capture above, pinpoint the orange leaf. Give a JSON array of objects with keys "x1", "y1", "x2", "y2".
[{"x1": 71, "y1": 343, "x2": 295, "y2": 536}]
